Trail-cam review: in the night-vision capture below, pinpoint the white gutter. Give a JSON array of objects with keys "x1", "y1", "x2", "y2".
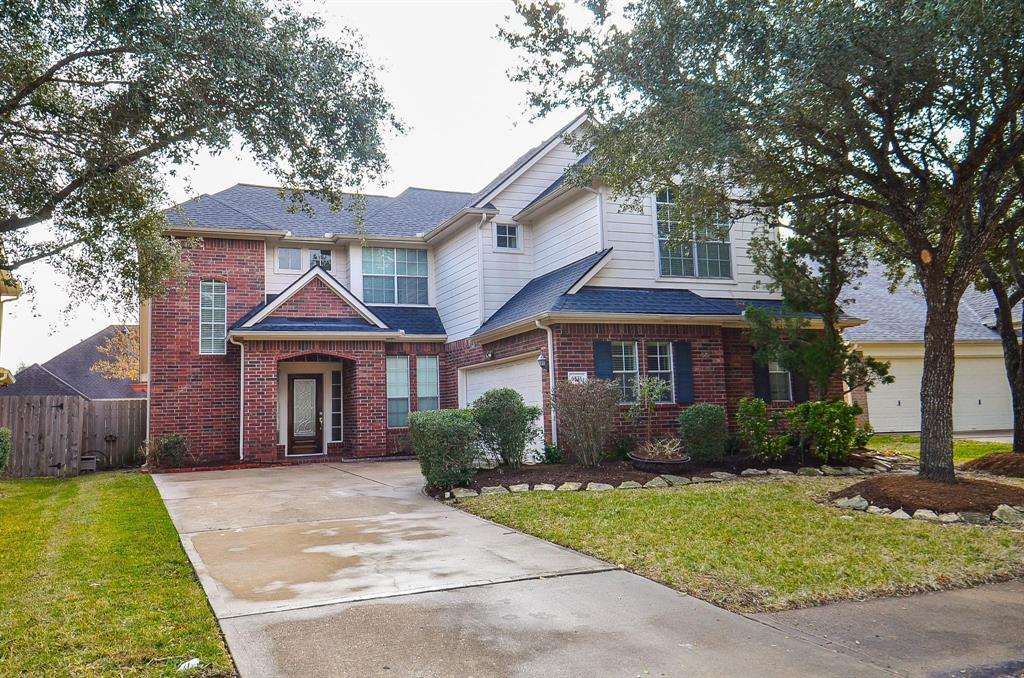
[
  {"x1": 535, "y1": 320, "x2": 558, "y2": 446},
  {"x1": 423, "y1": 207, "x2": 498, "y2": 243},
  {"x1": 229, "y1": 335, "x2": 245, "y2": 460}
]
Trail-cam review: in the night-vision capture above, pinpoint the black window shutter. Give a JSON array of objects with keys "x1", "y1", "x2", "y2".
[
  {"x1": 791, "y1": 374, "x2": 811, "y2": 403},
  {"x1": 593, "y1": 341, "x2": 613, "y2": 380},
  {"x1": 673, "y1": 341, "x2": 694, "y2": 404},
  {"x1": 753, "y1": 360, "x2": 771, "y2": 400}
]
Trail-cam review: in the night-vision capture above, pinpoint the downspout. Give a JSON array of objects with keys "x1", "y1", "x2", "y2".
[
  {"x1": 535, "y1": 319, "x2": 558, "y2": 445},
  {"x1": 229, "y1": 335, "x2": 245, "y2": 460}
]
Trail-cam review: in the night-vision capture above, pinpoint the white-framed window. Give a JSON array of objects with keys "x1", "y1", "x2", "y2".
[
  {"x1": 494, "y1": 223, "x2": 521, "y2": 251},
  {"x1": 768, "y1": 361, "x2": 793, "y2": 402},
  {"x1": 199, "y1": 280, "x2": 227, "y2": 355},
  {"x1": 611, "y1": 341, "x2": 639, "y2": 403},
  {"x1": 416, "y1": 355, "x2": 440, "y2": 411},
  {"x1": 646, "y1": 342, "x2": 674, "y2": 403},
  {"x1": 330, "y1": 370, "x2": 343, "y2": 442},
  {"x1": 310, "y1": 249, "x2": 332, "y2": 272},
  {"x1": 363, "y1": 247, "x2": 428, "y2": 305},
  {"x1": 656, "y1": 189, "x2": 732, "y2": 279},
  {"x1": 386, "y1": 356, "x2": 410, "y2": 427},
  {"x1": 277, "y1": 247, "x2": 302, "y2": 271}
]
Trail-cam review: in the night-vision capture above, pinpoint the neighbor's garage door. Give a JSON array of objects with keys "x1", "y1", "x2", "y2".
[
  {"x1": 867, "y1": 358, "x2": 923, "y2": 433},
  {"x1": 462, "y1": 355, "x2": 545, "y2": 457},
  {"x1": 867, "y1": 356, "x2": 1012, "y2": 433},
  {"x1": 952, "y1": 358, "x2": 1012, "y2": 431}
]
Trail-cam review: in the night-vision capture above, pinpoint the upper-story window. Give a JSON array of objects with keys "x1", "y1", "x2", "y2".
[
  {"x1": 278, "y1": 247, "x2": 302, "y2": 271},
  {"x1": 310, "y1": 249, "x2": 332, "y2": 271},
  {"x1": 494, "y1": 223, "x2": 521, "y2": 251},
  {"x1": 363, "y1": 247, "x2": 428, "y2": 305},
  {"x1": 199, "y1": 280, "x2": 227, "y2": 355},
  {"x1": 656, "y1": 190, "x2": 732, "y2": 279}
]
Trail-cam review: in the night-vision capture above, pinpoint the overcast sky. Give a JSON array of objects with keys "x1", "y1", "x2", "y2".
[{"x1": 2, "y1": 0, "x2": 579, "y2": 370}]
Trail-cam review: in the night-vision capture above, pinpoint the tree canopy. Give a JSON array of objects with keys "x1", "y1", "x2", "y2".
[
  {"x1": 1, "y1": 0, "x2": 400, "y2": 306},
  {"x1": 502, "y1": 0, "x2": 1024, "y2": 480}
]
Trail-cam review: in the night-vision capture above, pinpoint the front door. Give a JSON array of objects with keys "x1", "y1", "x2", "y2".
[{"x1": 288, "y1": 374, "x2": 323, "y2": 454}]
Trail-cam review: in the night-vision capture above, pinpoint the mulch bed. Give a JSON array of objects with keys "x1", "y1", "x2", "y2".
[
  {"x1": 962, "y1": 453, "x2": 1024, "y2": 478},
  {"x1": 831, "y1": 475, "x2": 1024, "y2": 514},
  {"x1": 467, "y1": 461, "x2": 657, "y2": 491}
]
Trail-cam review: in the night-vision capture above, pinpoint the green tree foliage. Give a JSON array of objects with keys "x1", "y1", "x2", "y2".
[
  {"x1": 501, "y1": 0, "x2": 1024, "y2": 481},
  {"x1": 1, "y1": 0, "x2": 399, "y2": 307}
]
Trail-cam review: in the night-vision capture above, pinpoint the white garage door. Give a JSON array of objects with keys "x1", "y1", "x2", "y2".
[
  {"x1": 462, "y1": 356, "x2": 545, "y2": 459},
  {"x1": 867, "y1": 358, "x2": 923, "y2": 433},
  {"x1": 953, "y1": 358, "x2": 1012, "y2": 431},
  {"x1": 867, "y1": 356, "x2": 1012, "y2": 433}
]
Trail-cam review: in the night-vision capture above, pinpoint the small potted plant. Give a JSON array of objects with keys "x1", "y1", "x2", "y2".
[{"x1": 624, "y1": 376, "x2": 691, "y2": 472}]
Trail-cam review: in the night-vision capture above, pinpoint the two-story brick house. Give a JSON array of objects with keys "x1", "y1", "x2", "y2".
[{"x1": 144, "y1": 115, "x2": 832, "y2": 464}]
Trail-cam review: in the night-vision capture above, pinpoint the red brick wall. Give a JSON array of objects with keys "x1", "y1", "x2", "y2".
[
  {"x1": 149, "y1": 238, "x2": 265, "y2": 463},
  {"x1": 268, "y1": 278, "x2": 364, "y2": 319},
  {"x1": 384, "y1": 342, "x2": 445, "y2": 455}
]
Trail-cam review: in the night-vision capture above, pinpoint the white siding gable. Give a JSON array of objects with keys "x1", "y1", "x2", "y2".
[{"x1": 434, "y1": 223, "x2": 481, "y2": 341}]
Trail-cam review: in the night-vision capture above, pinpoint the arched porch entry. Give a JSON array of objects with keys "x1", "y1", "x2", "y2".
[{"x1": 277, "y1": 353, "x2": 353, "y2": 457}]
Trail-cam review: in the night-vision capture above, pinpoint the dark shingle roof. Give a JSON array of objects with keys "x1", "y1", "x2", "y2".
[
  {"x1": 517, "y1": 152, "x2": 593, "y2": 215},
  {"x1": 0, "y1": 364, "x2": 84, "y2": 397},
  {"x1": 242, "y1": 317, "x2": 389, "y2": 333},
  {"x1": 843, "y1": 262, "x2": 1001, "y2": 343},
  {"x1": 551, "y1": 286, "x2": 738, "y2": 316},
  {"x1": 3, "y1": 325, "x2": 143, "y2": 399},
  {"x1": 367, "y1": 306, "x2": 446, "y2": 335},
  {"x1": 474, "y1": 249, "x2": 612, "y2": 336},
  {"x1": 165, "y1": 184, "x2": 474, "y2": 238}
]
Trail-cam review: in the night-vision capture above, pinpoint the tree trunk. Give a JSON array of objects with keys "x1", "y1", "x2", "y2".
[
  {"x1": 981, "y1": 263, "x2": 1024, "y2": 452},
  {"x1": 918, "y1": 296, "x2": 958, "y2": 482}
]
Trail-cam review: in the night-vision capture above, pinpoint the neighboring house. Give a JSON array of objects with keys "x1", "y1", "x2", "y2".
[
  {"x1": 145, "y1": 115, "x2": 846, "y2": 464},
  {"x1": 844, "y1": 263, "x2": 1014, "y2": 433},
  {"x1": 2, "y1": 325, "x2": 144, "y2": 400}
]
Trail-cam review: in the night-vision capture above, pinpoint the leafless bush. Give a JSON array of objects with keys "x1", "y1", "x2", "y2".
[{"x1": 554, "y1": 379, "x2": 620, "y2": 467}]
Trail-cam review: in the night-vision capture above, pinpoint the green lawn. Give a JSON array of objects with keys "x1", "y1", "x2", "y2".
[
  {"x1": 871, "y1": 434, "x2": 1013, "y2": 464},
  {"x1": 462, "y1": 478, "x2": 1024, "y2": 613},
  {"x1": 0, "y1": 472, "x2": 233, "y2": 677}
]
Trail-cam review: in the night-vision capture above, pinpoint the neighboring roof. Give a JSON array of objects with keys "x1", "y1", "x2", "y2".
[
  {"x1": 844, "y1": 262, "x2": 1001, "y2": 343},
  {"x1": 2, "y1": 325, "x2": 143, "y2": 399},
  {"x1": 474, "y1": 249, "x2": 613, "y2": 336},
  {"x1": 0, "y1": 364, "x2": 84, "y2": 398}
]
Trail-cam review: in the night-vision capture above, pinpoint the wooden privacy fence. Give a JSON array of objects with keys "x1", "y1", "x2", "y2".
[{"x1": 0, "y1": 396, "x2": 147, "y2": 478}]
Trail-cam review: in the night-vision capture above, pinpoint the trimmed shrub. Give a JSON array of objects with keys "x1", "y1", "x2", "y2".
[
  {"x1": 472, "y1": 388, "x2": 541, "y2": 469},
  {"x1": 677, "y1": 404, "x2": 728, "y2": 462},
  {"x1": 786, "y1": 400, "x2": 862, "y2": 463},
  {"x1": 736, "y1": 397, "x2": 789, "y2": 462},
  {"x1": 0, "y1": 426, "x2": 10, "y2": 474},
  {"x1": 147, "y1": 434, "x2": 188, "y2": 468},
  {"x1": 554, "y1": 378, "x2": 620, "y2": 467},
  {"x1": 541, "y1": 443, "x2": 564, "y2": 465},
  {"x1": 410, "y1": 409, "x2": 480, "y2": 490}
]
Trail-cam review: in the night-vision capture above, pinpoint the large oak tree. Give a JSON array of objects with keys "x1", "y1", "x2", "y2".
[
  {"x1": 502, "y1": 0, "x2": 1024, "y2": 481},
  {"x1": 1, "y1": 0, "x2": 400, "y2": 306}
]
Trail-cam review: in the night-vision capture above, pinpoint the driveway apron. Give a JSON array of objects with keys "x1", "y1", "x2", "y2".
[{"x1": 155, "y1": 462, "x2": 893, "y2": 677}]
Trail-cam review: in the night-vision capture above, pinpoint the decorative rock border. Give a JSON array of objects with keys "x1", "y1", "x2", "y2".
[{"x1": 832, "y1": 494, "x2": 1024, "y2": 527}]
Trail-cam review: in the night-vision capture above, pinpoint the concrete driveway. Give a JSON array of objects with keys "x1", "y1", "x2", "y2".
[{"x1": 155, "y1": 462, "x2": 896, "y2": 677}]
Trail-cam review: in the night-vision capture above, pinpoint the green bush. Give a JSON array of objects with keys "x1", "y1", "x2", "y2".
[
  {"x1": 786, "y1": 400, "x2": 862, "y2": 463},
  {"x1": 541, "y1": 443, "x2": 564, "y2": 465},
  {"x1": 0, "y1": 426, "x2": 10, "y2": 474},
  {"x1": 410, "y1": 409, "x2": 480, "y2": 490},
  {"x1": 149, "y1": 434, "x2": 188, "y2": 468},
  {"x1": 736, "y1": 397, "x2": 789, "y2": 462},
  {"x1": 608, "y1": 432, "x2": 634, "y2": 460},
  {"x1": 472, "y1": 388, "x2": 541, "y2": 469},
  {"x1": 677, "y1": 404, "x2": 728, "y2": 462},
  {"x1": 853, "y1": 422, "x2": 874, "y2": 449}
]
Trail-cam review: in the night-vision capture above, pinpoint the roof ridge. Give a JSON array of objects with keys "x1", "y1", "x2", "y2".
[
  {"x1": 231, "y1": 182, "x2": 397, "y2": 200},
  {"x1": 402, "y1": 186, "x2": 475, "y2": 196},
  {"x1": 34, "y1": 363, "x2": 89, "y2": 399}
]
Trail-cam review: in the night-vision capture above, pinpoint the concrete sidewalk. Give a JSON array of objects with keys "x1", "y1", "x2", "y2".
[{"x1": 154, "y1": 462, "x2": 892, "y2": 677}]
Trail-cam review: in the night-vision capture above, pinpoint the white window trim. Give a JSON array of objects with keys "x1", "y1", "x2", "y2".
[
  {"x1": 275, "y1": 246, "x2": 304, "y2": 273},
  {"x1": 646, "y1": 341, "x2": 675, "y2": 404},
  {"x1": 199, "y1": 280, "x2": 227, "y2": 355},
  {"x1": 652, "y1": 192, "x2": 735, "y2": 281},
  {"x1": 768, "y1": 361, "x2": 794, "y2": 402},
  {"x1": 362, "y1": 246, "x2": 430, "y2": 307},
  {"x1": 611, "y1": 341, "x2": 640, "y2": 404},
  {"x1": 330, "y1": 369, "x2": 343, "y2": 443},
  {"x1": 492, "y1": 222, "x2": 524, "y2": 253},
  {"x1": 386, "y1": 355, "x2": 411, "y2": 428},
  {"x1": 416, "y1": 355, "x2": 440, "y2": 411}
]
